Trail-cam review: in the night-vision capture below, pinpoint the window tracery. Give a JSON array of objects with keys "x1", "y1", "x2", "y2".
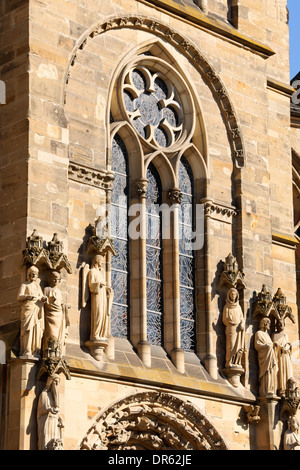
[{"x1": 109, "y1": 44, "x2": 203, "y2": 366}]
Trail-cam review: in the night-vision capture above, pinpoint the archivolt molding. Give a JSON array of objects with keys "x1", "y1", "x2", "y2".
[
  {"x1": 63, "y1": 15, "x2": 245, "y2": 168},
  {"x1": 79, "y1": 391, "x2": 227, "y2": 450}
]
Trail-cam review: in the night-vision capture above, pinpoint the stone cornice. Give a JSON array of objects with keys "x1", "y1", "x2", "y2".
[
  {"x1": 267, "y1": 77, "x2": 295, "y2": 98},
  {"x1": 272, "y1": 232, "x2": 299, "y2": 250},
  {"x1": 138, "y1": 0, "x2": 275, "y2": 58}
]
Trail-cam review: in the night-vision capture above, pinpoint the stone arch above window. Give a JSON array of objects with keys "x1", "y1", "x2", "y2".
[{"x1": 79, "y1": 391, "x2": 228, "y2": 450}]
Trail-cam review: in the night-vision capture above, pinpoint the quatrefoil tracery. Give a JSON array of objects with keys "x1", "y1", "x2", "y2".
[{"x1": 122, "y1": 66, "x2": 184, "y2": 149}]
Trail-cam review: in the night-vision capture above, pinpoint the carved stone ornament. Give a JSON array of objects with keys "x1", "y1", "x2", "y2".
[
  {"x1": 242, "y1": 405, "x2": 261, "y2": 425},
  {"x1": 39, "y1": 355, "x2": 71, "y2": 381},
  {"x1": 219, "y1": 253, "x2": 246, "y2": 291},
  {"x1": 168, "y1": 188, "x2": 183, "y2": 205},
  {"x1": 281, "y1": 378, "x2": 300, "y2": 418},
  {"x1": 253, "y1": 285, "x2": 296, "y2": 324},
  {"x1": 252, "y1": 284, "x2": 274, "y2": 319},
  {"x1": 79, "y1": 392, "x2": 227, "y2": 450},
  {"x1": 86, "y1": 218, "x2": 117, "y2": 257},
  {"x1": 22, "y1": 230, "x2": 72, "y2": 273}
]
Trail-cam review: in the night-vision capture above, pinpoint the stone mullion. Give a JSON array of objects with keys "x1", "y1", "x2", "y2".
[
  {"x1": 168, "y1": 188, "x2": 184, "y2": 373},
  {"x1": 135, "y1": 178, "x2": 151, "y2": 367}
]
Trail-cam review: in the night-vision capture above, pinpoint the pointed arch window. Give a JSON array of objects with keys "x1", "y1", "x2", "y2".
[
  {"x1": 110, "y1": 134, "x2": 129, "y2": 338},
  {"x1": 178, "y1": 157, "x2": 196, "y2": 351},
  {"x1": 146, "y1": 163, "x2": 163, "y2": 346},
  {"x1": 109, "y1": 46, "x2": 204, "y2": 368}
]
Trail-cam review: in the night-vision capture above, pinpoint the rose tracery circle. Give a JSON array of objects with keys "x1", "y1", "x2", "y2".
[{"x1": 118, "y1": 59, "x2": 195, "y2": 151}]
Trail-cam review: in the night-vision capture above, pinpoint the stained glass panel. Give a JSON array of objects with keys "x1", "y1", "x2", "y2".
[
  {"x1": 178, "y1": 157, "x2": 195, "y2": 351},
  {"x1": 146, "y1": 163, "x2": 163, "y2": 346},
  {"x1": 111, "y1": 134, "x2": 129, "y2": 338}
]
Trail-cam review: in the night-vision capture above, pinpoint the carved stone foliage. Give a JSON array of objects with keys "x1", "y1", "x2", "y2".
[
  {"x1": 79, "y1": 392, "x2": 227, "y2": 451},
  {"x1": 22, "y1": 230, "x2": 72, "y2": 274},
  {"x1": 63, "y1": 16, "x2": 245, "y2": 168}
]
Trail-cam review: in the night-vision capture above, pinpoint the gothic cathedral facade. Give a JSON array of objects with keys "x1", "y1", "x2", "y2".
[{"x1": 1, "y1": 0, "x2": 300, "y2": 451}]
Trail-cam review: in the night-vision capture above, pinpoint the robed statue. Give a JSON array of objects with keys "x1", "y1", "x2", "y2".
[
  {"x1": 222, "y1": 287, "x2": 245, "y2": 368},
  {"x1": 17, "y1": 265, "x2": 47, "y2": 357},
  {"x1": 82, "y1": 254, "x2": 113, "y2": 341},
  {"x1": 37, "y1": 374, "x2": 64, "y2": 450},
  {"x1": 43, "y1": 271, "x2": 70, "y2": 356},
  {"x1": 254, "y1": 317, "x2": 278, "y2": 397}
]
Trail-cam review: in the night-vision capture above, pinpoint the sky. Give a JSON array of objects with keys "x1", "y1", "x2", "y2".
[{"x1": 288, "y1": 0, "x2": 300, "y2": 80}]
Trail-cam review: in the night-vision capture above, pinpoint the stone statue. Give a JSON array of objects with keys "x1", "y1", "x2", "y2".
[
  {"x1": 85, "y1": 254, "x2": 113, "y2": 340},
  {"x1": 43, "y1": 271, "x2": 70, "y2": 356},
  {"x1": 254, "y1": 317, "x2": 278, "y2": 397},
  {"x1": 272, "y1": 318, "x2": 293, "y2": 397},
  {"x1": 37, "y1": 374, "x2": 64, "y2": 450},
  {"x1": 222, "y1": 288, "x2": 245, "y2": 368},
  {"x1": 17, "y1": 265, "x2": 47, "y2": 357},
  {"x1": 284, "y1": 416, "x2": 300, "y2": 450}
]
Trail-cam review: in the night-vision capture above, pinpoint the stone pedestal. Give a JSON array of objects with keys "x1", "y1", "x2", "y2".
[
  {"x1": 137, "y1": 341, "x2": 151, "y2": 368},
  {"x1": 171, "y1": 348, "x2": 185, "y2": 374},
  {"x1": 255, "y1": 396, "x2": 281, "y2": 450},
  {"x1": 5, "y1": 357, "x2": 40, "y2": 450},
  {"x1": 85, "y1": 338, "x2": 108, "y2": 361},
  {"x1": 222, "y1": 365, "x2": 244, "y2": 388}
]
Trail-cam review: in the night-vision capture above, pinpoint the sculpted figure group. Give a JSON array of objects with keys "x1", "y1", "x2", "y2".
[
  {"x1": 254, "y1": 316, "x2": 294, "y2": 398},
  {"x1": 17, "y1": 266, "x2": 69, "y2": 358}
]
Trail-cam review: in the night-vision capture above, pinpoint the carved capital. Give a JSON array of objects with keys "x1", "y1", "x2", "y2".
[
  {"x1": 135, "y1": 178, "x2": 149, "y2": 197},
  {"x1": 168, "y1": 188, "x2": 183, "y2": 205}
]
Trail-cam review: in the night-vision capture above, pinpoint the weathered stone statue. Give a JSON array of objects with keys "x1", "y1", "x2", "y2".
[
  {"x1": 222, "y1": 287, "x2": 245, "y2": 368},
  {"x1": 254, "y1": 317, "x2": 278, "y2": 397},
  {"x1": 272, "y1": 318, "x2": 293, "y2": 397},
  {"x1": 43, "y1": 271, "x2": 70, "y2": 356},
  {"x1": 88, "y1": 254, "x2": 113, "y2": 341},
  {"x1": 37, "y1": 374, "x2": 64, "y2": 450},
  {"x1": 17, "y1": 265, "x2": 47, "y2": 357},
  {"x1": 284, "y1": 416, "x2": 300, "y2": 450}
]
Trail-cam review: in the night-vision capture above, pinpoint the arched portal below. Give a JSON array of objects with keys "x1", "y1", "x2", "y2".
[{"x1": 79, "y1": 391, "x2": 227, "y2": 450}]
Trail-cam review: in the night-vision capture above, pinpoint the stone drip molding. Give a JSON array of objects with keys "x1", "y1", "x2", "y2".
[
  {"x1": 79, "y1": 391, "x2": 228, "y2": 450},
  {"x1": 62, "y1": 15, "x2": 245, "y2": 169},
  {"x1": 68, "y1": 161, "x2": 114, "y2": 190}
]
